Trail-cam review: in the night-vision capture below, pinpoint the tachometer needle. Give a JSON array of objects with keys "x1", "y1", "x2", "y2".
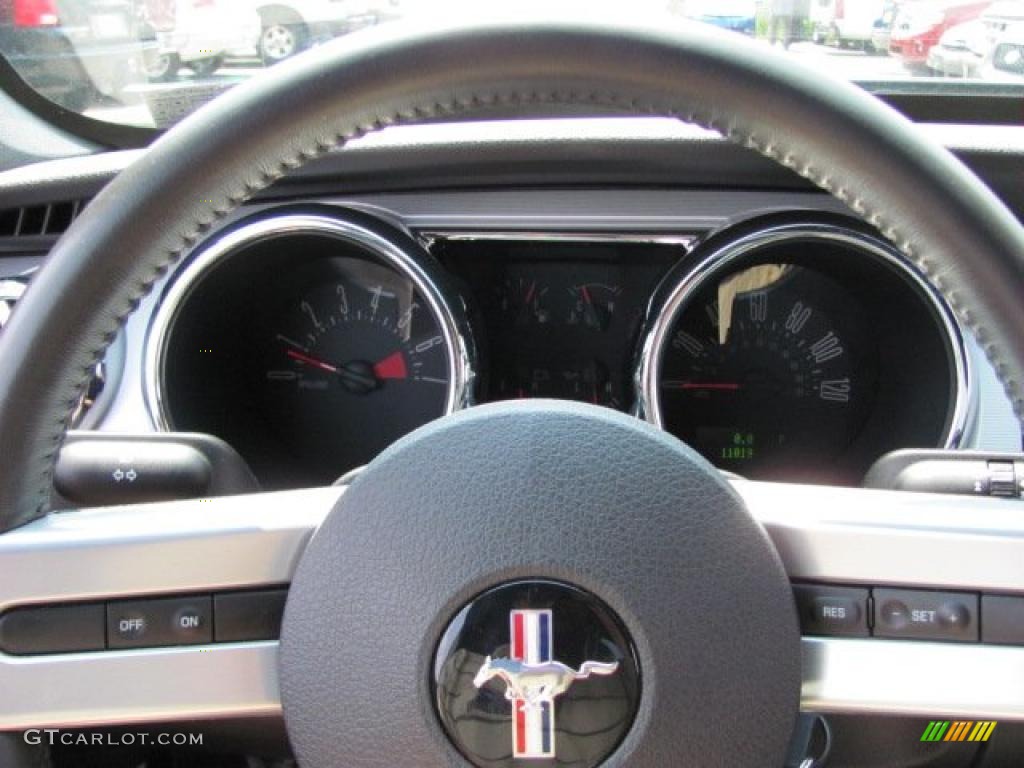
[
  {"x1": 662, "y1": 381, "x2": 742, "y2": 391},
  {"x1": 286, "y1": 349, "x2": 338, "y2": 373}
]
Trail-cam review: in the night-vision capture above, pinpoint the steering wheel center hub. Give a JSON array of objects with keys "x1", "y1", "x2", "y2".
[
  {"x1": 435, "y1": 580, "x2": 640, "y2": 766},
  {"x1": 279, "y1": 401, "x2": 799, "y2": 766}
]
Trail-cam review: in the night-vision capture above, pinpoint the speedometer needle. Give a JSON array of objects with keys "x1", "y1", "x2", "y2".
[{"x1": 662, "y1": 381, "x2": 742, "y2": 391}]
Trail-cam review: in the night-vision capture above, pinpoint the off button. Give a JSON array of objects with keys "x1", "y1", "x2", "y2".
[{"x1": 107, "y1": 596, "x2": 212, "y2": 649}]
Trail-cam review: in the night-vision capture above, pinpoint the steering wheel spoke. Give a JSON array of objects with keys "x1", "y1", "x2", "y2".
[
  {"x1": 0, "y1": 480, "x2": 1021, "y2": 733},
  {"x1": 0, "y1": 488, "x2": 340, "y2": 729},
  {"x1": 740, "y1": 481, "x2": 1024, "y2": 721}
]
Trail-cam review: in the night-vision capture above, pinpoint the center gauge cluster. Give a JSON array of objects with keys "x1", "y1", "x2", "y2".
[{"x1": 145, "y1": 205, "x2": 969, "y2": 489}]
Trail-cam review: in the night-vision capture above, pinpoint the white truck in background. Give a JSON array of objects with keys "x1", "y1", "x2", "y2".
[{"x1": 810, "y1": 0, "x2": 888, "y2": 50}]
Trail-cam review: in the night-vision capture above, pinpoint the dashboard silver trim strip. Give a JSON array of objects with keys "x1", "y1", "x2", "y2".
[
  {"x1": 635, "y1": 222, "x2": 973, "y2": 451},
  {"x1": 142, "y1": 213, "x2": 475, "y2": 433},
  {"x1": 1, "y1": 483, "x2": 1024, "y2": 728},
  {"x1": 802, "y1": 637, "x2": 1024, "y2": 720},
  {"x1": 420, "y1": 231, "x2": 697, "y2": 247}
]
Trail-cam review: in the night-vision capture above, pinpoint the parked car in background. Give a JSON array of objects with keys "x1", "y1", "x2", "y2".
[
  {"x1": 889, "y1": 0, "x2": 990, "y2": 71},
  {"x1": 0, "y1": 0, "x2": 156, "y2": 109},
  {"x1": 926, "y1": 18, "x2": 986, "y2": 75},
  {"x1": 245, "y1": 0, "x2": 401, "y2": 65},
  {"x1": 142, "y1": 0, "x2": 260, "y2": 81},
  {"x1": 982, "y1": 17, "x2": 1024, "y2": 78},
  {"x1": 810, "y1": 0, "x2": 887, "y2": 49},
  {"x1": 977, "y1": 0, "x2": 1024, "y2": 54},
  {"x1": 674, "y1": 0, "x2": 757, "y2": 35}
]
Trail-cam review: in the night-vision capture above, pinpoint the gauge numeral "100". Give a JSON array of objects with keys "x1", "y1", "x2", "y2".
[{"x1": 809, "y1": 331, "x2": 844, "y2": 364}]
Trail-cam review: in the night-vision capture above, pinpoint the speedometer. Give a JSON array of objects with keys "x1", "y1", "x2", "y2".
[
  {"x1": 638, "y1": 216, "x2": 969, "y2": 485},
  {"x1": 657, "y1": 263, "x2": 876, "y2": 479}
]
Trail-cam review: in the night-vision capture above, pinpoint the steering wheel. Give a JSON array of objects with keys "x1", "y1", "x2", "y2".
[{"x1": 1, "y1": 17, "x2": 1023, "y2": 768}]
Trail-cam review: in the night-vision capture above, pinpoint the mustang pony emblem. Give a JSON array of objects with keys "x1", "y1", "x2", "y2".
[
  {"x1": 473, "y1": 657, "x2": 620, "y2": 708},
  {"x1": 472, "y1": 608, "x2": 619, "y2": 759}
]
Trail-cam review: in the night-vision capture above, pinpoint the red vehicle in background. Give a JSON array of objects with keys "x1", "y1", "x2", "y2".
[{"x1": 889, "y1": 0, "x2": 992, "y2": 70}]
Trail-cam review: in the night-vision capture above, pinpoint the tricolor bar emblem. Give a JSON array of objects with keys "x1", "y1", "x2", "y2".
[
  {"x1": 510, "y1": 609, "x2": 555, "y2": 758},
  {"x1": 921, "y1": 720, "x2": 997, "y2": 742}
]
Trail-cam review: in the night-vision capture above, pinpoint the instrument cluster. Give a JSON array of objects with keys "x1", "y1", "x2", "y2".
[{"x1": 146, "y1": 206, "x2": 968, "y2": 489}]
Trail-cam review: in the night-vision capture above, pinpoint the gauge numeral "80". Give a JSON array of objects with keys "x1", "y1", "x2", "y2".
[
  {"x1": 785, "y1": 302, "x2": 812, "y2": 334},
  {"x1": 414, "y1": 335, "x2": 444, "y2": 353}
]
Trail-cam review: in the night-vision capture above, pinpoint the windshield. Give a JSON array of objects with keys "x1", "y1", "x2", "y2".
[{"x1": 0, "y1": 0, "x2": 1021, "y2": 130}]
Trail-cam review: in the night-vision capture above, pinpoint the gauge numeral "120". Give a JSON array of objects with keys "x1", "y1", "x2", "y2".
[{"x1": 819, "y1": 378, "x2": 851, "y2": 402}]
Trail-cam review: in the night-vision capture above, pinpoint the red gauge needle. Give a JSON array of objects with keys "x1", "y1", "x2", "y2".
[
  {"x1": 287, "y1": 347, "x2": 408, "y2": 381},
  {"x1": 523, "y1": 281, "x2": 536, "y2": 305},
  {"x1": 372, "y1": 351, "x2": 408, "y2": 380},
  {"x1": 286, "y1": 349, "x2": 338, "y2": 373},
  {"x1": 662, "y1": 381, "x2": 742, "y2": 391}
]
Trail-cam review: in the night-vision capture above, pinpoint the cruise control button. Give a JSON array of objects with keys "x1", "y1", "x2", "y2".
[
  {"x1": 981, "y1": 595, "x2": 1024, "y2": 645},
  {"x1": 107, "y1": 596, "x2": 212, "y2": 649},
  {"x1": 0, "y1": 603, "x2": 105, "y2": 655},
  {"x1": 879, "y1": 598, "x2": 910, "y2": 630},
  {"x1": 793, "y1": 584, "x2": 869, "y2": 637},
  {"x1": 214, "y1": 589, "x2": 287, "y2": 642},
  {"x1": 873, "y1": 588, "x2": 977, "y2": 642}
]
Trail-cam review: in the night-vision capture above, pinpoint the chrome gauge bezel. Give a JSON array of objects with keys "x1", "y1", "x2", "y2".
[
  {"x1": 635, "y1": 221, "x2": 973, "y2": 451},
  {"x1": 144, "y1": 211, "x2": 476, "y2": 433}
]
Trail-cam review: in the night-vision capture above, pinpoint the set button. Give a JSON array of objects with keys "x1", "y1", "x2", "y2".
[{"x1": 873, "y1": 588, "x2": 977, "y2": 642}]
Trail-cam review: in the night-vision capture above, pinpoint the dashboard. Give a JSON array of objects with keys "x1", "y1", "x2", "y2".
[
  {"x1": 141, "y1": 202, "x2": 967, "y2": 489},
  {"x1": 1, "y1": 120, "x2": 1021, "y2": 497}
]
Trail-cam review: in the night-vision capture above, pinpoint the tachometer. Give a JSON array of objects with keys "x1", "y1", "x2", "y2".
[
  {"x1": 261, "y1": 259, "x2": 453, "y2": 475},
  {"x1": 147, "y1": 208, "x2": 474, "y2": 488}
]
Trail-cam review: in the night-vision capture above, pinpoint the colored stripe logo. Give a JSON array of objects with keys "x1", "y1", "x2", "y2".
[
  {"x1": 510, "y1": 609, "x2": 555, "y2": 758},
  {"x1": 921, "y1": 721, "x2": 997, "y2": 742}
]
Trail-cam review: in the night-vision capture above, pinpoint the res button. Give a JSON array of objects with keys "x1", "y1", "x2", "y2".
[{"x1": 793, "y1": 584, "x2": 869, "y2": 637}]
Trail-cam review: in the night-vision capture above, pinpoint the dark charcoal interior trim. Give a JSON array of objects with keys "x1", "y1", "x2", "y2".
[{"x1": 1, "y1": 122, "x2": 1022, "y2": 223}]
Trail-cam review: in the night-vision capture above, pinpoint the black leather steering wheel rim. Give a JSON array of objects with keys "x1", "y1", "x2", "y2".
[{"x1": 0, "y1": 17, "x2": 1021, "y2": 534}]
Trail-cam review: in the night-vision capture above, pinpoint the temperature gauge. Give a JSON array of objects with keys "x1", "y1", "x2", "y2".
[{"x1": 567, "y1": 283, "x2": 621, "y2": 331}]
